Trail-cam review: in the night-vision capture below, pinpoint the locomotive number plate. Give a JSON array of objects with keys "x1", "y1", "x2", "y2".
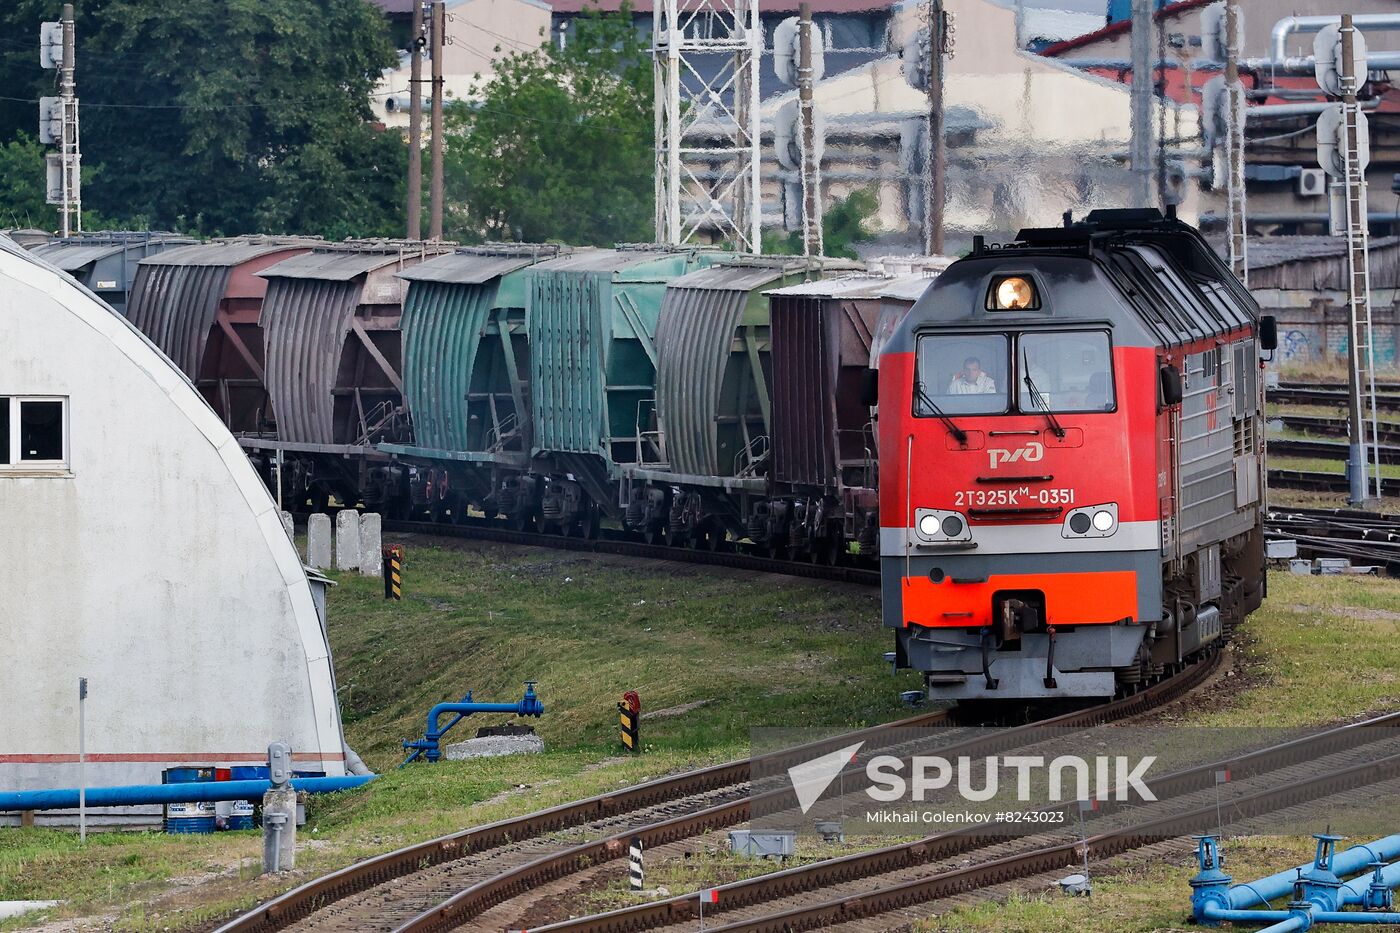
[{"x1": 954, "y1": 487, "x2": 1076, "y2": 508}]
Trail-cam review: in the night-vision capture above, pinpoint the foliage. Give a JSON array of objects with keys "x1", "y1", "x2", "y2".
[
  {"x1": 0, "y1": 134, "x2": 52, "y2": 229},
  {"x1": 442, "y1": 6, "x2": 653, "y2": 246},
  {"x1": 0, "y1": 0, "x2": 405, "y2": 237},
  {"x1": 761, "y1": 187, "x2": 880, "y2": 259}
]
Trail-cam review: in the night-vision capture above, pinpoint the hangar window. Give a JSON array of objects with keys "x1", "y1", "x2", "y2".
[{"x1": 0, "y1": 397, "x2": 68, "y2": 471}]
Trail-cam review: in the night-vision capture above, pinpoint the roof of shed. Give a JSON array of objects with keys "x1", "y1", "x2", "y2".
[
  {"x1": 530, "y1": 247, "x2": 680, "y2": 273},
  {"x1": 1240, "y1": 236, "x2": 1400, "y2": 271}
]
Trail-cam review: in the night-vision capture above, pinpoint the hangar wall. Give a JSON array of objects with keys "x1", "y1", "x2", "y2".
[{"x1": 0, "y1": 238, "x2": 346, "y2": 800}]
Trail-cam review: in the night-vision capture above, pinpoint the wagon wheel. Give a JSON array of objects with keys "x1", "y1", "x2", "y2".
[
  {"x1": 643, "y1": 526, "x2": 664, "y2": 546},
  {"x1": 582, "y1": 507, "x2": 602, "y2": 540},
  {"x1": 508, "y1": 510, "x2": 534, "y2": 532},
  {"x1": 702, "y1": 527, "x2": 725, "y2": 551}
]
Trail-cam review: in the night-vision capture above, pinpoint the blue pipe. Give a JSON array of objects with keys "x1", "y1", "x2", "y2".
[
  {"x1": 1255, "y1": 917, "x2": 1310, "y2": 933},
  {"x1": 0, "y1": 775, "x2": 375, "y2": 812},
  {"x1": 403, "y1": 682, "x2": 544, "y2": 764},
  {"x1": 1341, "y1": 860, "x2": 1400, "y2": 906},
  {"x1": 1313, "y1": 913, "x2": 1400, "y2": 925},
  {"x1": 1230, "y1": 837, "x2": 1400, "y2": 909},
  {"x1": 1203, "y1": 906, "x2": 1294, "y2": 923}
]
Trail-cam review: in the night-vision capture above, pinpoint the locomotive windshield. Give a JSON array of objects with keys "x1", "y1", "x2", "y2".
[
  {"x1": 914, "y1": 330, "x2": 1114, "y2": 417},
  {"x1": 913, "y1": 334, "x2": 1009, "y2": 415},
  {"x1": 1017, "y1": 331, "x2": 1114, "y2": 413}
]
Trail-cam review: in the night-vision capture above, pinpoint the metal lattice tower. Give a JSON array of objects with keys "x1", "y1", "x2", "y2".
[{"x1": 653, "y1": 0, "x2": 762, "y2": 252}]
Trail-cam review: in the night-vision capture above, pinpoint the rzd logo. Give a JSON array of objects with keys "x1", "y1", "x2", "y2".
[{"x1": 988, "y1": 442, "x2": 1044, "y2": 469}]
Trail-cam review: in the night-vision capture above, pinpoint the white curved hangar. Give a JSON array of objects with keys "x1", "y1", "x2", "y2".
[{"x1": 0, "y1": 236, "x2": 347, "y2": 804}]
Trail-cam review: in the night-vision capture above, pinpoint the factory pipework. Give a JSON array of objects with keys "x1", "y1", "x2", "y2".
[{"x1": 1271, "y1": 14, "x2": 1400, "y2": 60}]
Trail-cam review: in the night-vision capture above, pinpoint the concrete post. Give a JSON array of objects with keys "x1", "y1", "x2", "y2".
[
  {"x1": 335, "y1": 511, "x2": 361, "y2": 571},
  {"x1": 279, "y1": 511, "x2": 295, "y2": 546},
  {"x1": 260, "y1": 786, "x2": 297, "y2": 873},
  {"x1": 307, "y1": 514, "x2": 332, "y2": 570},
  {"x1": 359, "y1": 514, "x2": 383, "y2": 577}
]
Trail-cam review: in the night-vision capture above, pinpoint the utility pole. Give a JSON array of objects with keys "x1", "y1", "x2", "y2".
[
  {"x1": 429, "y1": 0, "x2": 445, "y2": 241},
  {"x1": 1339, "y1": 14, "x2": 1378, "y2": 505},
  {"x1": 407, "y1": 0, "x2": 425, "y2": 239},
  {"x1": 1129, "y1": 0, "x2": 1154, "y2": 208},
  {"x1": 797, "y1": 2, "x2": 822, "y2": 257},
  {"x1": 1223, "y1": 1, "x2": 1247, "y2": 284},
  {"x1": 59, "y1": 3, "x2": 81, "y2": 237},
  {"x1": 924, "y1": 0, "x2": 945, "y2": 256}
]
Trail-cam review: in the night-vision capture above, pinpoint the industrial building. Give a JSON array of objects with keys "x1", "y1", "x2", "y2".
[{"x1": 0, "y1": 235, "x2": 348, "y2": 817}]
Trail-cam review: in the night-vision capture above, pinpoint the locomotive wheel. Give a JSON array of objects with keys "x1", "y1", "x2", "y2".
[
  {"x1": 664, "y1": 526, "x2": 685, "y2": 548},
  {"x1": 582, "y1": 509, "x2": 601, "y2": 540},
  {"x1": 430, "y1": 497, "x2": 450, "y2": 525}
]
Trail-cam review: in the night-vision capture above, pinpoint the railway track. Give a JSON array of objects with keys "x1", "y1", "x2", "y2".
[
  {"x1": 1268, "y1": 384, "x2": 1400, "y2": 412},
  {"x1": 216, "y1": 651, "x2": 1222, "y2": 933},
  {"x1": 1267, "y1": 468, "x2": 1400, "y2": 497},
  {"x1": 1267, "y1": 506, "x2": 1400, "y2": 572},
  {"x1": 1272, "y1": 413, "x2": 1400, "y2": 448},
  {"x1": 1268, "y1": 437, "x2": 1400, "y2": 465},
  {"x1": 526, "y1": 711, "x2": 1400, "y2": 933}
]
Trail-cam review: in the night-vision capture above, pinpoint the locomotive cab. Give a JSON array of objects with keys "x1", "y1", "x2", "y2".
[{"x1": 879, "y1": 210, "x2": 1266, "y2": 702}]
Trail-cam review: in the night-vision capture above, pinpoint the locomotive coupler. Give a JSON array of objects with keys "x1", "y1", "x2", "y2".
[{"x1": 979, "y1": 628, "x2": 999, "y2": 690}]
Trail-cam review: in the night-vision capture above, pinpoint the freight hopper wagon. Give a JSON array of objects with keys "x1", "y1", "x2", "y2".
[
  {"x1": 760, "y1": 273, "x2": 935, "y2": 563},
  {"x1": 247, "y1": 240, "x2": 451, "y2": 512},
  {"x1": 521, "y1": 247, "x2": 717, "y2": 536},
  {"x1": 380, "y1": 244, "x2": 567, "y2": 522},
  {"x1": 124, "y1": 237, "x2": 317, "y2": 433},
  {"x1": 619, "y1": 259, "x2": 820, "y2": 548},
  {"x1": 29, "y1": 231, "x2": 196, "y2": 314},
  {"x1": 878, "y1": 209, "x2": 1272, "y2": 702}
]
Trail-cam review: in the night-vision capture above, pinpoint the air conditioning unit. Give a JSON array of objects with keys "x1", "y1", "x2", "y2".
[{"x1": 1298, "y1": 168, "x2": 1327, "y2": 197}]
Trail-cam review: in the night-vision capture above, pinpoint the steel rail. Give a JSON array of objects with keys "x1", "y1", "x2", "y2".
[
  {"x1": 691, "y1": 750, "x2": 1400, "y2": 933},
  {"x1": 1267, "y1": 469, "x2": 1400, "y2": 497},
  {"x1": 1268, "y1": 386, "x2": 1400, "y2": 412},
  {"x1": 529, "y1": 710, "x2": 1400, "y2": 933},
  {"x1": 212, "y1": 707, "x2": 953, "y2": 933},
  {"x1": 391, "y1": 650, "x2": 1224, "y2": 933},
  {"x1": 1268, "y1": 437, "x2": 1400, "y2": 465}
]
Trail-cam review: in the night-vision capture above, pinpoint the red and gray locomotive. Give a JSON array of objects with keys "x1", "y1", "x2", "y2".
[{"x1": 878, "y1": 209, "x2": 1273, "y2": 702}]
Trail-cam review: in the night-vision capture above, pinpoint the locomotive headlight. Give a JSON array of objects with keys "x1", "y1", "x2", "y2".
[
  {"x1": 914, "y1": 508, "x2": 972, "y2": 543},
  {"x1": 1062, "y1": 503, "x2": 1118, "y2": 538},
  {"x1": 992, "y1": 275, "x2": 1037, "y2": 310}
]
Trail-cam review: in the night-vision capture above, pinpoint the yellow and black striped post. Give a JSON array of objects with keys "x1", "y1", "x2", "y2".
[
  {"x1": 618, "y1": 690, "x2": 641, "y2": 753},
  {"x1": 383, "y1": 545, "x2": 404, "y2": 600}
]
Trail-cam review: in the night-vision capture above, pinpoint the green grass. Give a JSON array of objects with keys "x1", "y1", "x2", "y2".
[
  {"x1": 1, "y1": 541, "x2": 920, "y2": 931},
  {"x1": 5, "y1": 546, "x2": 1400, "y2": 931}
]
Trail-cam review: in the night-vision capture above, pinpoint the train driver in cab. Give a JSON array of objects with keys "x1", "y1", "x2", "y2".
[{"x1": 949, "y1": 356, "x2": 997, "y2": 395}]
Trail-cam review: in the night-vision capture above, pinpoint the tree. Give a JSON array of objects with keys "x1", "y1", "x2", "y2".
[
  {"x1": 761, "y1": 188, "x2": 880, "y2": 259},
  {"x1": 0, "y1": 0, "x2": 406, "y2": 237},
  {"x1": 442, "y1": 6, "x2": 653, "y2": 245},
  {"x1": 0, "y1": 135, "x2": 52, "y2": 230}
]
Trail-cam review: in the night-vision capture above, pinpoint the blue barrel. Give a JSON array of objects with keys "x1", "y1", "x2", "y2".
[
  {"x1": 162, "y1": 767, "x2": 216, "y2": 834},
  {"x1": 226, "y1": 767, "x2": 268, "y2": 830}
]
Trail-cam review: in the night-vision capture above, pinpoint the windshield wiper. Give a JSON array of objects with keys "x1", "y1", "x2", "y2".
[
  {"x1": 914, "y1": 381, "x2": 969, "y2": 444},
  {"x1": 1021, "y1": 352, "x2": 1066, "y2": 439}
]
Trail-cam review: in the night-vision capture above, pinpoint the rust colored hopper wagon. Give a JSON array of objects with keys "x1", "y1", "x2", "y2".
[
  {"x1": 763, "y1": 272, "x2": 939, "y2": 561},
  {"x1": 248, "y1": 240, "x2": 452, "y2": 511},
  {"x1": 125, "y1": 237, "x2": 318, "y2": 432}
]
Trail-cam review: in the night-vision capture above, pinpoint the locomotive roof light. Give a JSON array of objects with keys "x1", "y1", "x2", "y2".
[
  {"x1": 989, "y1": 275, "x2": 1039, "y2": 311},
  {"x1": 1062, "y1": 503, "x2": 1118, "y2": 539},
  {"x1": 914, "y1": 508, "x2": 972, "y2": 545}
]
